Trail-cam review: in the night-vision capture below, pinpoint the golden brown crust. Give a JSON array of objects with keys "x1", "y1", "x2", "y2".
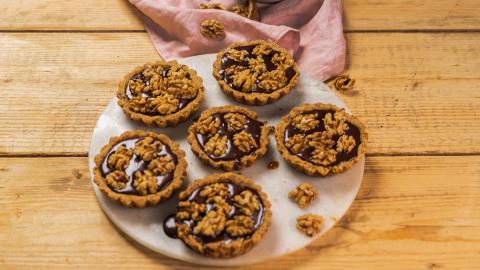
[
  {"x1": 117, "y1": 60, "x2": 204, "y2": 127},
  {"x1": 275, "y1": 103, "x2": 368, "y2": 176},
  {"x1": 212, "y1": 40, "x2": 299, "y2": 105},
  {"x1": 187, "y1": 105, "x2": 269, "y2": 171},
  {"x1": 93, "y1": 130, "x2": 187, "y2": 208},
  {"x1": 177, "y1": 172, "x2": 272, "y2": 258}
]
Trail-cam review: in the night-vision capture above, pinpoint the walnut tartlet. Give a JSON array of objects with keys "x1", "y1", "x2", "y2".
[
  {"x1": 117, "y1": 60, "x2": 205, "y2": 127},
  {"x1": 213, "y1": 40, "x2": 299, "y2": 105},
  {"x1": 187, "y1": 105, "x2": 269, "y2": 170},
  {"x1": 163, "y1": 173, "x2": 272, "y2": 258},
  {"x1": 276, "y1": 103, "x2": 368, "y2": 176},
  {"x1": 93, "y1": 130, "x2": 187, "y2": 208}
]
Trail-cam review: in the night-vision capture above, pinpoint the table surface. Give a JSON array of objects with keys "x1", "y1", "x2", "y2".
[{"x1": 1, "y1": 1, "x2": 479, "y2": 269}]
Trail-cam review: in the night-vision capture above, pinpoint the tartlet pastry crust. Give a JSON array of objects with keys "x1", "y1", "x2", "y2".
[
  {"x1": 176, "y1": 172, "x2": 272, "y2": 258},
  {"x1": 213, "y1": 40, "x2": 299, "y2": 105},
  {"x1": 187, "y1": 105, "x2": 269, "y2": 171},
  {"x1": 275, "y1": 103, "x2": 368, "y2": 176},
  {"x1": 93, "y1": 130, "x2": 187, "y2": 208},
  {"x1": 117, "y1": 60, "x2": 204, "y2": 127}
]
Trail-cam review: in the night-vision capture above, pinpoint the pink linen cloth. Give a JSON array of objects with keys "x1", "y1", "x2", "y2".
[{"x1": 128, "y1": 0, "x2": 345, "y2": 81}]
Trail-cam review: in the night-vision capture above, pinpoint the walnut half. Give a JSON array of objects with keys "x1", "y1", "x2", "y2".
[
  {"x1": 200, "y1": 19, "x2": 225, "y2": 39},
  {"x1": 288, "y1": 183, "x2": 318, "y2": 209},
  {"x1": 296, "y1": 214, "x2": 323, "y2": 237}
]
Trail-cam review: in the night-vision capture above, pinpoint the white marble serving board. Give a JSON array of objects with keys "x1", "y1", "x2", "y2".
[{"x1": 88, "y1": 54, "x2": 364, "y2": 266}]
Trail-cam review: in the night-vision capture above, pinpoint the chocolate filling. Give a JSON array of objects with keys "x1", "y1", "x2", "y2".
[
  {"x1": 284, "y1": 110, "x2": 362, "y2": 166},
  {"x1": 195, "y1": 112, "x2": 264, "y2": 162},
  {"x1": 100, "y1": 137, "x2": 178, "y2": 195},
  {"x1": 219, "y1": 44, "x2": 297, "y2": 93},
  {"x1": 163, "y1": 182, "x2": 265, "y2": 245},
  {"x1": 125, "y1": 67, "x2": 196, "y2": 116}
]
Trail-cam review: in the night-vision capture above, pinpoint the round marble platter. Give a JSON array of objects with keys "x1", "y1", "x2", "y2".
[{"x1": 88, "y1": 54, "x2": 364, "y2": 266}]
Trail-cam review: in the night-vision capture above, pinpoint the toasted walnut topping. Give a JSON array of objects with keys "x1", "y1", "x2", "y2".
[
  {"x1": 176, "y1": 201, "x2": 207, "y2": 221},
  {"x1": 148, "y1": 155, "x2": 175, "y2": 175},
  {"x1": 193, "y1": 210, "x2": 226, "y2": 237},
  {"x1": 292, "y1": 113, "x2": 319, "y2": 131},
  {"x1": 226, "y1": 215, "x2": 254, "y2": 236},
  {"x1": 107, "y1": 145, "x2": 133, "y2": 170},
  {"x1": 336, "y1": 135, "x2": 356, "y2": 153},
  {"x1": 200, "y1": 183, "x2": 229, "y2": 200},
  {"x1": 129, "y1": 96, "x2": 149, "y2": 114},
  {"x1": 163, "y1": 65, "x2": 198, "y2": 99},
  {"x1": 311, "y1": 148, "x2": 337, "y2": 166},
  {"x1": 288, "y1": 183, "x2": 318, "y2": 209},
  {"x1": 296, "y1": 214, "x2": 324, "y2": 237},
  {"x1": 204, "y1": 134, "x2": 228, "y2": 157},
  {"x1": 306, "y1": 131, "x2": 335, "y2": 149},
  {"x1": 253, "y1": 43, "x2": 273, "y2": 56},
  {"x1": 224, "y1": 113, "x2": 247, "y2": 131},
  {"x1": 196, "y1": 116, "x2": 221, "y2": 136},
  {"x1": 231, "y1": 69, "x2": 256, "y2": 93},
  {"x1": 233, "y1": 130, "x2": 258, "y2": 153},
  {"x1": 258, "y1": 69, "x2": 288, "y2": 90},
  {"x1": 210, "y1": 196, "x2": 232, "y2": 214},
  {"x1": 134, "y1": 137, "x2": 162, "y2": 162},
  {"x1": 234, "y1": 190, "x2": 260, "y2": 216},
  {"x1": 150, "y1": 94, "x2": 179, "y2": 115},
  {"x1": 324, "y1": 111, "x2": 349, "y2": 135},
  {"x1": 232, "y1": 4, "x2": 249, "y2": 17},
  {"x1": 199, "y1": 3, "x2": 227, "y2": 10},
  {"x1": 105, "y1": 171, "x2": 129, "y2": 190},
  {"x1": 200, "y1": 19, "x2": 225, "y2": 39},
  {"x1": 285, "y1": 134, "x2": 306, "y2": 154},
  {"x1": 133, "y1": 170, "x2": 157, "y2": 195},
  {"x1": 227, "y1": 49, "x2": 249, "y2": 62},
  {"x1": 128, "y1": 78, "x2": 146, "y2": 95},
  {"x1": 334, "y1": 74, "x2": 355, "y2": 91}
]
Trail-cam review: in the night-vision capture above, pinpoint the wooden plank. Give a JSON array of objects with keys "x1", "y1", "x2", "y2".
[
  {"x1": 1, "y1": 156, "x2": 479, "y2": 269},
  {"x1": 0, "y1": 0, "x2": 479, "y2": 31},
  {"x1": 0, "y1": 32, "x2": 479, "y2": 155}
]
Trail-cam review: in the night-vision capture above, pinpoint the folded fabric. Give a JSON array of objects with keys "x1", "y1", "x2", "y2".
[{"x1": 129, "y1": 0, "x2": 345, "y2": 81}]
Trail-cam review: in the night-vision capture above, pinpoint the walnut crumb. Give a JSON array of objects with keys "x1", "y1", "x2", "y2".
[
  {"x1": 226, "y1": 215, "x2": 254, "y2": 236},
  {"x1": 234, "y1": 190, "x2": 260, "y2": 216},
  {"x1": 296, "y1": 214, "x2": 324, "y2": 237},
  {"x1": 133, "y1": 170, "x2": 157, "y2": 195},
  {"x1": 134, "y1": 137, "x2": 163, "y2": 162},
  {"x1": 200, "y1": 19, "x2": 225, "y2": 39},
  {"x1": 105, "y1": 170, "x2": 129, "y2": 190},
  {"x1": 288, "y1": 183, "x2": 318, "y2": 209},
  {"x1": 107, "y1": 145, "x2": 133, "y2": 170},
  {"x1": 193, "y1": 210, "x2": 226, "y2": 237},
  {"x1": 334, "y1": 74, "x2": 355, "y2": 91}
]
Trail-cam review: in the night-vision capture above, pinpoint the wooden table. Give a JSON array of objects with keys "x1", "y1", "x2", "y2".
[{"x1": 1, "y1": 1, "x2": 479, "y2": 269}]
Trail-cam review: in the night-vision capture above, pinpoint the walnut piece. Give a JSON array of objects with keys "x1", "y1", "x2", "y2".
[
  {"x1": 252, "y1": 43, "x2": 273, "y2": 56},
  {"x1": 324, "y1": 111, "x2": 349, "y2": 135},
  {"x1": 226, "y1": 215, "x2": 254, "y2": 237},
  {"x1": 147, "y1": 155, "x2": 175, "y2": 175},
  {"x1": 231, "y1": 69, "x2": 256, "y2": 93},
  {"x1": 105, "y1": 170, "x2": 129, "y2": 190},
  {"x1": 199, "y1": 3, "x2": 227, "y2": 10},
  {"x1": 107, "y1": 145, "x2": 133, "y2": 170},
  {"x1": 288, "y1": 183, "x2": 318, "y2": 209},
  {"x1": 296, "y1": 214, "x2": 324, "y2": 237},
  {"x1": 227, "y1": 49, "x2": 249, "y2": 62},
  {"x1": 200, "y1": 183, "x2": 229, "y2": 200},
  {"x1": 234, "y1": 190, "x2": 260, "y2": 216},
  {"x1": 164, "y1": 65, "x2": 198, "y2": 99},
  {"x1": 334, "y1": 74, "x2": 355, "y2": 91},
  {"x1": 150, "y1": 94, "x2": 179, "y2": 115},
  {"x1": 176, "y1": 201, "x2": 207, "y2": 221},
  {"x1": 200, "y1": 19, "x2": 225, "y2": 39},
  {"x1": 306, "y1": 131, "x2": 335, "y2": 149},
  {"x1": 292, "y1": 113, "x2": 319, "y2": 131},
  {"x1": 285, "y1": 134, "x2": 306, "y2": 154},
  {"x1": 133, "y1": 170, "x2": 158, "y2": 195},
  {"x1": 258, "y1": 69, "x2": 288, "y2": 90},
  {"x1": 210, "y1": 196, "x2": 232, "y2": 214},
  {"x1": 134, "y1": 137, "x2": 162, "y2": 162},
  {"x1": 336, "y1": 135, "x2": 356, "y2": 153},
  {"x1": 311, "y1": 148, "x2": 337, "y2": 166},
  {"x1": 128, "y1": 96, "x2": 149, "y2": 114},
  {"x1": 233, "y1": 130, "x2": 258, "y2": 153},
  {"x1": 193, "y1": 210, "x2": 226, "y2": 237},
  {"x1": 232, "y1": 3, "x2": 249, "y2": 17},
  {"x1": 224, "y1": 113, "x2": 247, "y2": 131},
  {"x1": 204, "y1": 134, "x2": 228, "y2": 157},
  {"x1": 196, "y1": 116, "x2": 221, "y2": 136}
]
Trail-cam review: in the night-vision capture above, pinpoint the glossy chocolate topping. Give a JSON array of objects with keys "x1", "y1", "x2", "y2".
[
  {"x1": 219, "y1": 44, "x2": 296, "y2": 93},
  {"x1": 125, "y1": 67, "x2": 195, "y2": 115},
  {"x1": 285, "y1": 110, "x2": 362, "y2": 166},
  {"x1": 100, "y1": 137, "x2": 178, "y2": 195},
  {"x1": 163, "y1": 182, "x2": 265, "y2": 245},
  {"x1": 195, "y1": 112, "x2": 264, "y2": 162}
]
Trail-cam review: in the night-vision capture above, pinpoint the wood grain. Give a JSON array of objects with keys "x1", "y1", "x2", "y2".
[
  {"x1": 1, "y1": 156, "x2": 479, "y2": 269},
  {"x1": 0, "y1": 0, "x2": 479, "y2": 31},
  {"x1": 0, "y1": 32, "x2": 479, "y2": 155}
]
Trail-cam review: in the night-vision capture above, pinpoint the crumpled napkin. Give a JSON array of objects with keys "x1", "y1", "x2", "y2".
[{"x1": 129, "y1": 0, "x2": 345, "y2": 81}]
